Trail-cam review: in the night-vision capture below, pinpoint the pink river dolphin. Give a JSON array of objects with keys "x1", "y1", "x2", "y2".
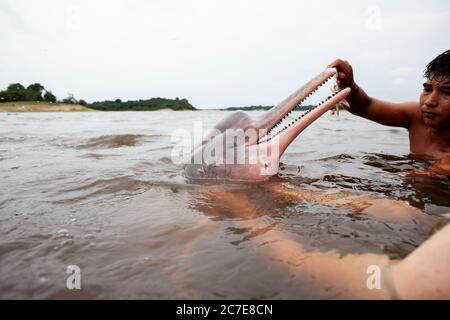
[{"x1": 185, "y1": 68, "x2": 351, "y2": 181}]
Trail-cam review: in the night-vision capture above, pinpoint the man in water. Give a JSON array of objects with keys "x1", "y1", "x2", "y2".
[{"x1": 328, "y1": 50, "x2": 450, "y2": 173}]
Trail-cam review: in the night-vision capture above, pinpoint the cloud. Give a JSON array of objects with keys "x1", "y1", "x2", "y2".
[{"x1": 390, "y1": 67, "x2": 415, "y2": 86}]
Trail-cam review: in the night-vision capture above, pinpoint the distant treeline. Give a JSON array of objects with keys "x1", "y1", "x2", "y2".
[
  {"x1": 0, "y1": 83, "x2": 196, "y2": 111},
  {"x1": 89, "y1": 98, "x2": 196, "y2": 111},
  {"x1": 0, "y1": 83, "x2": 87, "y2": 105},
  {"x1": 221, "y1": 105, "x2": 315, "y2": 111},
  {"x1": 221, "y1": 105, "x2": 273, "y2": 111}
]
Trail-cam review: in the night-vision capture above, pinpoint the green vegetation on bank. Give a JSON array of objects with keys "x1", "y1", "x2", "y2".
[
  {"x1": 0, "y1": 82, "x2": 196, "y2": 111},
  {"x1": 0, "y1": 82, "x2": 86, "y2": 107},
  {"x1": 89, "y1": 97, "x2": 196, "y2": 111},
  {"x1": 0, "y1": 83, "x2": 59, "y2": 103},
  {"x1": 221, "y1": 105, "x2": 315, "y2": 111}
]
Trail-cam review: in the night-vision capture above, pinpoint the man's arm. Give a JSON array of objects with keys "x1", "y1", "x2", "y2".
[
  {"x1": 390, "y1": 223, "x2": 450, "y2": 299},
  {"x1": 328, "y1": 59, "x2": 416, "y2": 128}
]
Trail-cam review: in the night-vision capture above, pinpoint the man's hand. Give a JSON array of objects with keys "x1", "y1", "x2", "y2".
[
  {"x1": 327, "y1": 59, "x2": 356, "y2": 90},
  {"x1": 326, "y1": 58, "x2": 413, "y2": 128}
]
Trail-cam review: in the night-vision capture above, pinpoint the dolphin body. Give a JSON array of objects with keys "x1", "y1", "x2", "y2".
[{"x1": 185, "y1": 68, "x2": 351, "y2": 182}]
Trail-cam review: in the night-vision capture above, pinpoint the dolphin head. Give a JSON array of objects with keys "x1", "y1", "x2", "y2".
[{"x1": 184, "y1": 68, "x2": 351, "y2": 182}]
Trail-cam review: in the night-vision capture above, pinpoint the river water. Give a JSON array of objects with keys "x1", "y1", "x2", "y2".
[{"x1": 0, "y1": 111, "x2": 449, "y2": 299}]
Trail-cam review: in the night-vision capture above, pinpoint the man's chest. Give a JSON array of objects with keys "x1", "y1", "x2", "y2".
[{"x1": 409, "y1": 124, "x2": 450, "y2": 157}]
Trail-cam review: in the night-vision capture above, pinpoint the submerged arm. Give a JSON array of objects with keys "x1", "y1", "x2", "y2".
[
  {"x1": 261, "y1": 220, "x2": 450, "y2": 299},
  {"x1": 390, "y1": 223, "x2": 450, "y2": 299},
  {"x1": 200, "y1": 187, "x2": 450, "y2": 299}
]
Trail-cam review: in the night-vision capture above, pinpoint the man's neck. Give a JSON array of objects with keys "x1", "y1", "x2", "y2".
[{"x1": 428, "y1": 126, "x2": 450, "y2": 149}]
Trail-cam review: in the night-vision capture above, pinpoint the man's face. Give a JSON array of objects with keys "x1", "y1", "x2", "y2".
[{"x1": 419, "y1": 75, "x2": 450, "y2": 130}]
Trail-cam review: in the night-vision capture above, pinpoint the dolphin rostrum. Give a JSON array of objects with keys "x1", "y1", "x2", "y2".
[{"x1": 184, "y1": 68, "x2": 351, "y2": 181}]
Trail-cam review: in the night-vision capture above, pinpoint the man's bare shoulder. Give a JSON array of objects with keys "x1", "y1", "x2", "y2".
[
  {"x1": 398, "y1": 101, "x2": 422, "y2": 127},
  {"x1": 403, "y1": 101, "x2": 428, "y2": 127}
]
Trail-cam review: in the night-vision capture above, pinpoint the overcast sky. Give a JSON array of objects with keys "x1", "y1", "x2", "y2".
[{"x1": 0, "y1": 0, "x2": 449, "y2": 108}]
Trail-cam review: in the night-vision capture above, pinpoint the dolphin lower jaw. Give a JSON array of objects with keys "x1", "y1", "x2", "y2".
[{"x1": 276, "y1": 87, "x2": 351, "y2": 155}]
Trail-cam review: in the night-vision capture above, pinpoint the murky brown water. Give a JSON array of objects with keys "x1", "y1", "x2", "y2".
[{"x1": 0, "y1": 111, "x2": 449, "y2": 299}]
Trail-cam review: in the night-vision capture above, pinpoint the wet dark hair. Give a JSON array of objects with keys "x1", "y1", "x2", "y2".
[{"x1": 424, "y1": 50, "x2": 450, "y2": 81}]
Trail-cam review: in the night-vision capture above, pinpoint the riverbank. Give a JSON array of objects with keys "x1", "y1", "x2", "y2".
[
  {"x1": 0, "y1": 102, "x2": 94, "y2": 112},
  {"x1": 0, "y1": 102, "x2": 197, "y2": 112}
]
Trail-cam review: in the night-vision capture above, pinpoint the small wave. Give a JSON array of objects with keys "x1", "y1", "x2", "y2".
[
  {"x1": 362, "y1": 153, "x2": 408, "y2": 162},
  {"x1": 362, "y1": 153, "x2": 422, "y2": 173},
  {"x1": 317, "y1": 153, "x2": 355, "y2": 162},
  {"x1": 0, "y1": 197, "x2": 12, "y2": 210},
  {"x1": 146, "y1": 146, "x2": 172, "y2": 152},
  {"x1": 158, "y1": 156, "x2": 174, "y2": 164},
  {"x1": 322, "y1": 128, "x2": 345, "y2": 132},
  {"x1": 131, "y1": 157, "x2": 181, "y2": 174},
  {"x1": 52, "y1": 176, "x2": 153, "y2": 203},
  {"x1": 80, "y1": 153, "x2": 120, "y2": 160},
  {"x1": 77, "y1": 134, "x2": 146, "y2": 149},
  {"x1": 72, "y1": 133, "x2": 170, "y2": 150},
  {"x1": 0, "y1": 136, "x2": 28, "y2": 143},
  {"x1": 51, "y1": 175, "x2": 191, "y2": 204},
  {"x1": 321, "y1": 174, "x2": 397, "y2": 194}
]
